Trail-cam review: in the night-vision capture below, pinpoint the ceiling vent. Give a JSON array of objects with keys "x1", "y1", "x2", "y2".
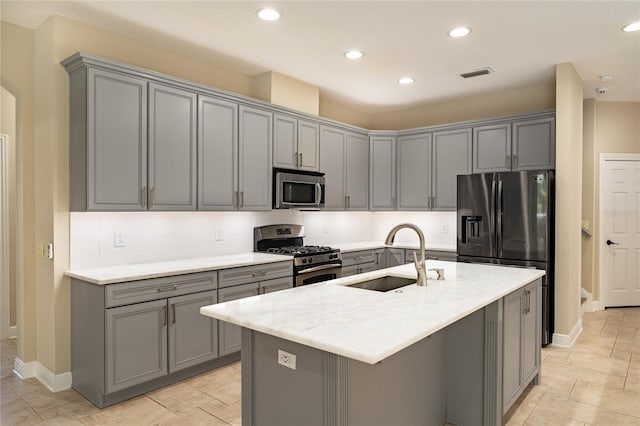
[{"x1": 460, "y1": 67, "x2": 494, "y2": 78}]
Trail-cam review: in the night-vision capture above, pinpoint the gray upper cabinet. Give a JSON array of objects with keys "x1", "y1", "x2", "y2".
[
  {"x1": 77, "y1": 68, "x2": 148, "y2": 211},
  {"x1": 198, "y1": 95, "x2": 238, "y2": 210},
  {"x1": 512, "y1": 117, "x2": 555, "y2": 170},
  {"x1": 320, "y1": 126, "x2": 347, "y2": 209},
  {"x1": 345, "y1": 132, "x2": 369, "y2": 210},
  {"x1": 473, "y1": 115, "x2": 555, "y2": 173},
  {"x1": 238, "y1": 106, "x2": 273, "y2": 210},
  {"x1": 273, "y1": 114, "x2": 320, "y2": 171},
  {"x1": 199, "y1": 101, "x2": 271, "y2": 211},
  {"x1": 148, "y1": 83, "x2": 197, "y2": 210},
  {"x1": 320, "y1": 126, "x2": 368, "y2": 210},
  {"x1": 473, "y1": 124, "x2": 512, "y2": 173},
  {"x1": 397, "y1": 133, "x2": 432, "y2": 210},
  {"x1": 431, "y1": 128, "x2": 472, "y2": 210},
  {"x1": 370, "y1": 136, "x2": 396, "y2": 211}
]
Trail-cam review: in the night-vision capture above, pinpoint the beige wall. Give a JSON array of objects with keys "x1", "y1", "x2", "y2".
[
  {"x1": 1, "y1": 20, "x2": 37, "y2": 363},
  {"x1": 319, "y1": 98, "x2": 373, "y2": 129},
  {"x1": 581, "y1": 99, "x2": 596, "y2": 296},
  {"x1": 554, "y1": 63, "x2": 583, "y2": 339},
  {"x1": 590, "y1": 102, "x2": 640, "y2": 303},
  {"x1": 0, "y1": 86, "x2": 18, "y2": 328},
  {"x1": 368, "y1": 82, "x2": 556, "y2": 130}
]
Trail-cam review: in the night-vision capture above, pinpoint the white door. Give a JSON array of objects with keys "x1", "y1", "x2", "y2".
[{"x1": 601, "y1": 156, "x2": 640, "y2": 307}]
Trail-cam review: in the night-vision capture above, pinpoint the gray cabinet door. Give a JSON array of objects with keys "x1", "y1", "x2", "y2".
[
  {"x1": 105, "y1": 299, "x2": 167, "y2": 393},
  {"x1": 320, "y1": 126, "x2": 346, "y2": 209},
  {"x1": 370, "y1": 136, "x2": 396, "y2": 210},
  {"x1": 473, "y1": 124, "x2": 512, "y2": 173},
  {"x1": 148, "y1": 83, "x2": 197, "y2": 211},
  {"x1": 298, "y1": 120, "x2": 320, "y2": 171},
  {"x1": 512, "y1": 117, "x2": 555, "y2": 170},
  {"x1": 168, "y1": 290, "x2": 218, "y2": 373},
  {"x1": 397, "y1": 133, "x2": 432, "y2": 210},
  {"x1": 432, "y1": 128, "x2": 472, "y2": 211},
  {"x1": 346, "y1": 132, "x2": 369, "y2": 210},
  {"x1": 239, "y1": 106, "x2": 272, "y2": 210},
  {"x1": 218, "y1": 283, "x2": 260, "y2": 356},
  {"x1": 521, "y1": 281, "x2": 540, "y2": 385},
  {"x1": 198, "y1": 95, "x2": 238, "y2": 210},
  {"x1": 386, "y1": 248, "x2": 405, "y2": 267},
  {"x1": 260, "y1": 276, "x2": 293, "y2": 294},
  {"x1": 87, "y1": 68, "x2": 147, "y2": 211},
  {"x1": 273, "y1": 114, "x2": 297, "y2": 169},
  {"x1": 502, "y1": 289, "x2": 523, "y2": 411}
]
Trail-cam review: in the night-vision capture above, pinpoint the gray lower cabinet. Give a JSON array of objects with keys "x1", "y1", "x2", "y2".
[
  {"x1": 71, "y1": 271, "x2": 222, "y2": 407},
  {"x1": 106, "y1": 299, "x2": 168, "y2": 393},
  {"x1": 369, "y1": 136, "x2": 396, "y2": 210},
  {"x1": 503, "y1": 279, "x2": 541, "y2": 413},
  {"x1": 148, "y1": 83, "x2": 197, "y2": 210},
  {"x1": 386, "y1": 248, "x2": 405, "y2": 267},
  {"x1": 341, "y1": 250, "x2": 376, "y2": 276},
  {"x1": 373, "y1": 248, "x2": 386, "y2": 270},
  {"x1": 218, "y1": 266, "x2": 293, "y2": 356}
]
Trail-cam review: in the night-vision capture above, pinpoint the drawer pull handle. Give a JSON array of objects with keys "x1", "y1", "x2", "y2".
[
  {"x1": 157, "y1": 284, "x2": 178, "y2": 293},
  {"x1": 251, "y1": 271, "x2": 267, "y2": 277}
]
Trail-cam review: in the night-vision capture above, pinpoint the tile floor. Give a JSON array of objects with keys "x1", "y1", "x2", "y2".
[{"x1": 1, "y1": 307, "x2": 639, "y2": 425}]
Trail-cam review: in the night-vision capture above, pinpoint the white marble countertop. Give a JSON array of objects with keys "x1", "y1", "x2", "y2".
[
  {"x1": 332, "y1": 241, "x2": 456, "y2": 253},
  {"x1": 65, "y1": 253, "x2": 293, "y2": 285},
  {"x1": 200, "y1": 261, "x2": 544, "y2": 364}
]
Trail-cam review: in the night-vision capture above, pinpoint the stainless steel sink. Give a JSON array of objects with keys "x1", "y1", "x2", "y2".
[{"x1": 347, "y1": 275, "x2": 415, "y2": 292}]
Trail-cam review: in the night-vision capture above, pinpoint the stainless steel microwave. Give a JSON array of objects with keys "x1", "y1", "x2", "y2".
[{"x1": 273, "y1": 168, "x2": 325, "y2": 209}]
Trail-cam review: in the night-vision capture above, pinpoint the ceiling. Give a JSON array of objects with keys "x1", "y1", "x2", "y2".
[{"x1": 2, "y1": 1, "x2": 639, "y2": 114}]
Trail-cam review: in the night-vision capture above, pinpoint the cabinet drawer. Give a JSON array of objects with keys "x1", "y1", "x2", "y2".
[
  {"x1": 218, "y1": 261, "x2": 293, "y2": 288},
  {"x1": 106, "y1": 271, "x2": 217, "y2": 308},
  {"x1": 341, "y1": 250, "x2": 376, "y2": 267}
]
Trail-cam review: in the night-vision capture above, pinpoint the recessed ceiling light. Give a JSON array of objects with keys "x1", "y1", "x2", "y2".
[
  {"x1": 599, "y1": 74, "x2": 614, "y2": 82},
  {"x1": 344, "y1": 50, "x2": 364, "y2": 60},
  {"x1": 448, "y1": 27, "x2": 471, "y2": 38},
  {"x1": 622, "y1": 22, "x2": 640, "y2": 32},
  {"x1": 257, "y1": 8, "x2": 281, "y2": 21},
  {"x1": 398, "y1": 76, "x2": 415, "y2": 85}
]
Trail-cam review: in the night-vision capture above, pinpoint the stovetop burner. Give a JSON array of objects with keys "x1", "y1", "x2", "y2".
[{"x1": 267, "y1": 245, "x2": 334, "y2": 256}]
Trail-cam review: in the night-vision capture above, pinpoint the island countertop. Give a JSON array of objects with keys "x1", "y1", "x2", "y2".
[{"x1": 200, "y1": 261, "x2": 544, "y2": 364}]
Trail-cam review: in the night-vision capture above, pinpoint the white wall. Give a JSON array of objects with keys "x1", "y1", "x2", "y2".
[{"x1": 70, "y1": 211, "x2": 457, "y2": 269}]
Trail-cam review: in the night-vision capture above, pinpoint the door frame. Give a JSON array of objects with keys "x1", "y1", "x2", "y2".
[
  {"x1": 0, "y1": 134, "x2": 10, "y2": 339},
  {"x1": 598, "y1": 153, "x2": 640, "y2": 308}
]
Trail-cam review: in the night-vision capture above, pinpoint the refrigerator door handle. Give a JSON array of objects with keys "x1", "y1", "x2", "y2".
[
  {"x1": 497, "y1": 178, "x2": 503, "y2": 258},
  {"x1": 490, "y1": 177, "x2": 497, "y2": 249}
]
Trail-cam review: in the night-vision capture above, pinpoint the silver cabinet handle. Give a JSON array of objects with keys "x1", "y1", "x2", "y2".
[
  {"x1": 506, "y1": 155, "x2": 510, "y2": 168},
  {"x1": 251, "y1": 271, "x2": 267, "y2": 277},
  {"x1": 299, "y1": 152, "x2": 303, "y2": 167},
  {"x1": 240, "y1": 191, "x2": 244, "y2": 208},
  {"x1": 260, "y1": 287, "x2": 266, "y2": 294},
  {"x1": 294, "y1": 151, "x2": 298, "y2": 167},
  {"x1": 233, "y1": 191, "x2": 237, "y2": 208},
  {"x1": 150, "y1": 187, "x2": 155, "y2": 207},
  {"x1": 524, "y1": 290, "x2": 531, "y2": 314},
  {"x1": 142, "y1": 186, "x2": 147, "y2": 208},
  {"x1": 432, "y1": 195, "x2": 436, "y2": 209},
  {"x1": 345, "y1": 195, "x2": 349, "y2": 209},
  {"x1": 512, "y1": 154, "x2": 518, "y2": 169},
  {"x1": 162, "y1": 306, "x2": 167, "y2": 326},
  {"x1": 171, "y1": 303, "x2": 176, "y2": 324},
  {"x1": 157, "y1": 284, "x2": 178, "y2": 293}
]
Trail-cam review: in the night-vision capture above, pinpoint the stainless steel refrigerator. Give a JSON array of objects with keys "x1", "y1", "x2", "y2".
[{"x1": 457, "y1": 170, "x2": 555, "y2": 345}]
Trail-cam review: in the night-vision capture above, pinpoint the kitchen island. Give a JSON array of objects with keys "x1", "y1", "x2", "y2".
[{"x1": 200, "y1": 261, "x2": 543, "y2": 426}]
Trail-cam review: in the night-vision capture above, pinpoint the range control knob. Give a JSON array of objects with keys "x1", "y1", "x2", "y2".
[
  {"x1": 308, "y1": 257, "x2": 313, "y2": 263},
  {"x1": 302, "y1": 258, "x2": 308, "y2": 264}
]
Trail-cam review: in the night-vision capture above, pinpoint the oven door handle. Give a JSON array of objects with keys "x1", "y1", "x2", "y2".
[{"x1": 299, "y1": 263, "x2": 342, "y2": 274}]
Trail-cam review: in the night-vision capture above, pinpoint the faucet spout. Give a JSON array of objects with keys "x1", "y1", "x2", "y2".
[{"x1": 385, "y1": 223, "x2": 427, "y2": 286}]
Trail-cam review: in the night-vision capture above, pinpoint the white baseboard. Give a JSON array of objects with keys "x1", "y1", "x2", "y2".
[
  {"x1": 580, "y1": 288, "x2": 593, "y2": 314},
  {"x1": 591, "y1": 300, "x2": 604, "y2": 311},
  {"x1": 14, "y1": 357, "x2": 72, "y2": 393},
  {"x1": 552, "y1": 318, "x2": 583, "y2": 348}
]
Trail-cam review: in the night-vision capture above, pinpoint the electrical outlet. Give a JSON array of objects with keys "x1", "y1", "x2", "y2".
[
  {"x1": 114, "y1": 232, "x2": 126, "y2": 247},
  {"x1": 46, "y1": 243, "x2": 54, "y2": 260},
  {"x1": 215, "y1": 227, "x2": 224, "y2": 241},
  {"x1": 278, "y1": 349, "x2": 296, "y2": 370},
  {"x1": 441, "y1": 224, "x2": 448, "y2": 233}
]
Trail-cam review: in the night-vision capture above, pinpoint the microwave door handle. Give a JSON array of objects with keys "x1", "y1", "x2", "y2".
[{"x1": 315, "y1": 183, "x2": 322, "y2": 206}]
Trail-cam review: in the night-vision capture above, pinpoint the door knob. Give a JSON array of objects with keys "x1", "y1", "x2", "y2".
[{"x1": 606, "y1": 239, "x2": 619, "y2": 246}]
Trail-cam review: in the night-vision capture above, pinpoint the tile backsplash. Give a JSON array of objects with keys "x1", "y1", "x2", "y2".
[{"x1": 70, "y1": 210, "x2": 456, "y2": 269}]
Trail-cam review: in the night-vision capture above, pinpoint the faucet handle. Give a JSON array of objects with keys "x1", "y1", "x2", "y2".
[{"x1": 428, "y1": 268, "x2": 445, "y2": 280}]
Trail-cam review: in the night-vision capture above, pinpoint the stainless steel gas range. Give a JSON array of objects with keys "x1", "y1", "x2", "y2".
[{"x1": 254, "y1": 224, "x2": 342, "y2": 287}]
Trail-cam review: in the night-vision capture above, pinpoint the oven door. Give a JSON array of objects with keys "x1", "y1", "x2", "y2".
[{"x1": 295, "y1": 263, "x2": 342, "y2": 287}]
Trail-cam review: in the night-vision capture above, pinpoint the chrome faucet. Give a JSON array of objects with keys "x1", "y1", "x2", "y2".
[{"x1": 385, "y1": 223, "x2": 427, "y2": 286}]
